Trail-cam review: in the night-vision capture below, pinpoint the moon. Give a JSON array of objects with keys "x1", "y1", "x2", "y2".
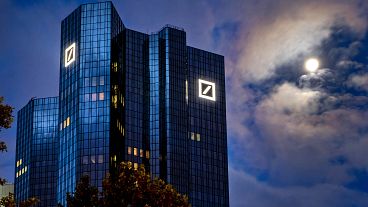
[{"x1": 305, "y1": 58, "x2": 319, "y2": 73}]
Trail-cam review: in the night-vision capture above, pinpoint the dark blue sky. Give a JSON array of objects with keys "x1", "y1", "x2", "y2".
[{"x1": 1, "y1": 0, "x2": 368, "y2": 206}]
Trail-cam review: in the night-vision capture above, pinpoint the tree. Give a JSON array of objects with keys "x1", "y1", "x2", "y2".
[
  {"x1": 66, "y1": 175, "x2": 99, "y2": 207},
  {"x1": 0, "y1": 96, "x2": 14, "y2": 153},
  {"x1": 67, "y1": 162, "x2": 190, "y2": 207},
  {"x1": 0, "y1": 96, "x2": 13, "y2": 185},
  {"x1": 0, "y1": 96, "x2": 39, "y2": 207},
  {"x1": 0, "y1": 193, "x2": 39, "y2": 207}
]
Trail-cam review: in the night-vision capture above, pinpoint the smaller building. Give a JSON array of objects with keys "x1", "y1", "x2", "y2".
[
  {"x1": 0, "y1": 184, "x2": 14, "y2": 206},
  {"x1": 15, "y1": 97, "x2": 59, "y2": 206}
]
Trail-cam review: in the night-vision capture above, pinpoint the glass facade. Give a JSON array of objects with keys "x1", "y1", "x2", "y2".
[
  {"x1": 15, "y1": 97, "x2": 59, "y2": 206},
  {"x1": 187, "y1": 47, "x2": 229, "y2": 206},
  {"x1": 58, "y1": 2, "x2": 123, "y2": 205},
  {"x1": 16, "y1": 2, "x2": 229, "y2": 207}
]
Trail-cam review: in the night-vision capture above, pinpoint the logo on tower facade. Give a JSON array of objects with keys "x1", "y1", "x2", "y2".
[
  {"x1": 65, "y1": 43, "x2": 76, "y2": 67},
  {"x1": 198, "y1": 79, "x2": 216, "y2": 101}
]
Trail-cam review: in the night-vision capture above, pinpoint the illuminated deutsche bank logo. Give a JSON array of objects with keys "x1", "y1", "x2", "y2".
[
  {"x1": 198, "y1": 79, "x2": 216, "y2": 101},
  {"x1": 65, "y1": 43, "x2": 76, "y2": 67}
]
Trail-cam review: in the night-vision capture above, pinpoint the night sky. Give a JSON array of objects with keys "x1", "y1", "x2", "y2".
[{"x1": 1, "y1": 0, "x2": 368, "y2": 206}]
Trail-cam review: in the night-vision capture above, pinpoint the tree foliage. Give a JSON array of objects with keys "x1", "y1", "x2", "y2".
[
  {"x1": 0, "y1": 193, "x2": 39, "y2": 207},
  {"x1": 0, "y1": 96, "x2": 13, "y2": 152},
  {"x1": 67, "y1": 162, "x2": 190, "y2": 207},
  {"x1": 0, "y1": 96, "x2": 13, "y2": 186},
  {"x1": 66, "y1": 175, "x2": 99, "y2": 207}
]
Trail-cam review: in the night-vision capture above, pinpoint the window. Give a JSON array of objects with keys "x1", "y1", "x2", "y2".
[
  {"x1": 99, "y1": 92, "x2": 104, "y2": 100},
  {"x1": 190, "y1": 132, "x2": 201, "y2": 142},
  {"x1": 98, "y1": 155, "x2": 103, "y2": 163},
  {"x1": 92, "y1": 77, "x2": 97, "y2": 86},
  {"x1": 134, "y1": 163, "x2": 138, "y2": 170},
  {"x1": 146, "y1": 151, "x2": 150, "y2": 159},
  {"x1": 128, "y1": 147, "x2": 132, "y2": 155},
  {"x1": 134, "y1": 148, "x2": 138, "y2": 156},
  {"x1": 140, "y1": 149, "x2": 144, "y2": 158},
  {"x1": 92, "y1": 93, "x2": 97, "y2": 101},
  {"x1": 91, "y1": 155, "x2": 96, "y2": 164},
  {"x1": 82, "y1": 156, "x2": 88, "y2": 164},
  {"x1": 196, "y1": 134, "x2": 201, "y2": 142}
]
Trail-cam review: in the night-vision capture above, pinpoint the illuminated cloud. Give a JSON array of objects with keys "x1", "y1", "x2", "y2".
[{"x1": 232, "y1": 0, "x2": 367, "y2": 82}]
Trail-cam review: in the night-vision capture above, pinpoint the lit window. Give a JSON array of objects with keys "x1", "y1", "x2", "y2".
[
  {"x1": 191, "y1": 132, "x2": 195, "y2": 140},
  {"x1": 21, "y1": 168, "x2": 24, "y2": 174},
  {"x1": 16, "y1": 172, "x2": 18, "y2": 178},
  {"x1": 112, "y1": 62, "x2": 118, "y2": 72},
  {"x1": 113, "y1": 95, "x2": 118, "y2": 108},
  {"x1": 63, "y1": 120, "x2": 66, "y2": 128},
  {"x1": 196, "y1": 134, "x2": 201, "y2": 142},
  {"x1": 92, "y1": 93, "x2": 97, "y2": 101},
  {"x1": 66, "y1": 117, "x2": 70, "y2": 126},
  {"x1": 91, "y1": 155, "x2": 96, "y2": 164},
  {"x1": 128, "y1": 147, "x2": 132, "y2": 155},
  {"x1": 24, "y1": 166, "x2": 27, "y2": 172},
  {"x1": 99, "y1": 92, "x2": 104, "y2": 100},
  {"x1": 134, "y1": 148, "x2": 138, "y2": 156},
  {"x1": 146, "y1": 151, "x2": 150, "y2": 159},
  {"x1": 20, "y1": 159, "x2": 22, "y2": 166},
  {"x1": 134, "y1": 163, "x2": 138, "y2": 170},
  {"x1": 140, "y1": 149, "x2": 144, "y2": 158},
  {"x1": 16, "y1": 160, "x2": 19, "y2": 167}
]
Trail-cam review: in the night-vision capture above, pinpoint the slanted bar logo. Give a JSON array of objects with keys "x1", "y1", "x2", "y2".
[
  {"x1": 198, "y1": 79, "x2": 216, "y2": 101},
  {"x1": 65, "y1": 43, "x2": 76, "y2": 67}
]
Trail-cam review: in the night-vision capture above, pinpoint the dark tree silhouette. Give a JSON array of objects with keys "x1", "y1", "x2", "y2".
[{"x1": 67, "y1": 162, "x2": 190, "y2": 207}]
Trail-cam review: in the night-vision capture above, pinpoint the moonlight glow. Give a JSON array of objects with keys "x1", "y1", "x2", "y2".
[{"x1": 305, "y1": 58, "x2": 319, "y2": 73}]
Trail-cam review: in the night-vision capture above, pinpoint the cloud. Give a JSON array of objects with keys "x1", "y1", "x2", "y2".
[
  {"x1": 232, "y1": 0, "x2": 368, "y2": 82},
  {"x1": 348, "y1": 74, "x2": 368, "y2": 92},
  {"x1": 220, "y1": 0, "x2": 368, "y2": 206},
  {"x1": 229, "y1": 167, "x2": 368, "y2": 207}
]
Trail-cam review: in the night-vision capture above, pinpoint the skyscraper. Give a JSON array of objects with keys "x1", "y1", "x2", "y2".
[
  {"x1": 16, "y1": 2, "x2": 228, "y2": 206},
  {"x1": 15, "y1": 97, "x2": 59, "y2": 206}
]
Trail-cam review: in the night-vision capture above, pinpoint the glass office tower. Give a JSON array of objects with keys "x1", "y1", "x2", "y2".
[
  {"x1": 58, "y1": 2, "x2": 123, "y2": 205},
  {"x1": 187, "y1": 47, "x2": 229, "y2": 206},
  {"x1": 15, "y1": 97, "x2": 59, "y2": 206},
  {"x1": 16, "y1": 2, "x2": 229, "y2": 206}
]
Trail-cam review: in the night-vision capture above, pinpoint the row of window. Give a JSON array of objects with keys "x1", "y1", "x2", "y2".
[
  {"x1": 60, "y1": 117, "x2": 70, "y2": 130},
  {"x1": 127, "y1": 147, "x2": 150, "y2": 159},
  {"x1": 190, "y1": 132, "x2": 201, "y2": 142},
  {"x1": 16, "y1": 165, "x2": 28, "y2": 178},
  {"x1": 82, "y1": 155, "x2": 104, "y2": 164},
  {"x1": 116, "y1": 120, "x2": 124, "y2": 135},
  {"x1": 16, "y1": 159, "x2": 23, "y2": 167}
]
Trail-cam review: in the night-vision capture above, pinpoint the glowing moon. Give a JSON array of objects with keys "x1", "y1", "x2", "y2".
[{"x1": 305, "y1": 58, "x2": 319, "y2": 73}]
